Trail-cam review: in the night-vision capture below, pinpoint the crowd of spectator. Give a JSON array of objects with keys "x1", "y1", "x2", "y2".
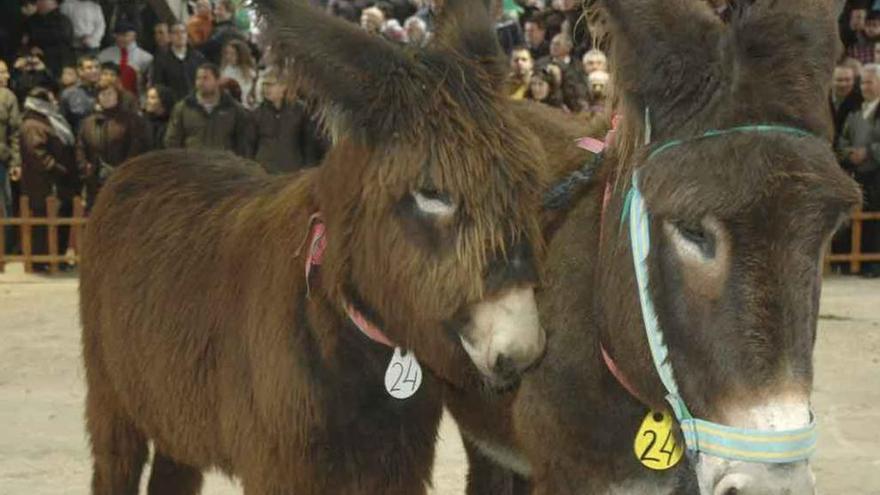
[
  {"x1": 833, "y1": 0, "x2": 880, "y2": 277},
  {"x1": 0, "y1": 0, "x2": 877, "y2": 275}
]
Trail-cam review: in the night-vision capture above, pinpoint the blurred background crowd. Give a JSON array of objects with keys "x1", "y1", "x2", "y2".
[{"x1": 0, "y1": 0, "x2": 876, "y2": 275}]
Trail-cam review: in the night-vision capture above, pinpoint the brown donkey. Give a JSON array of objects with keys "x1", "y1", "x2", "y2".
[
  {"x1": 449, "y1": 0, "x2": 863, "y2": 494},
  {"x1": 79, "y1": 1, "x2": 550, "y2": 493}
]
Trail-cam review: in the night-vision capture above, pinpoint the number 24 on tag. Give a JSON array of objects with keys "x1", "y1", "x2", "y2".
[
  {"x1": 384, "y1": 348, "x2": 422, "y2": 400},
  {"x1": 634, "y1": 411, "x2": 683, "y2": 471}
]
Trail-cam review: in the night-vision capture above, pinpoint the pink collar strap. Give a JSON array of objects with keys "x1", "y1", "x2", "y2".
[{"x1": 305, "y1": 214, "x2": 396, "y2": 349}]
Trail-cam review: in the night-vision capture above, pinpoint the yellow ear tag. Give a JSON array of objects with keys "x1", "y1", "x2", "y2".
[{"x1": 634, "y1": 411, "x2": 684, "y2": 470}]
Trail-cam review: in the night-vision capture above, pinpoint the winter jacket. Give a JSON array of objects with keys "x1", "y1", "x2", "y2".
[
  {"x1": 164, "y1": 92, "x2": 252, "y2": 156},
  {"x1": 252, "y1": 101, "x2": 325, "y2": 174},
  {"x1": 151, "y1": 47, "x2": 207, "y2": 102},
  {"x1": 20, "y1": 111, "x2": 80, "y2": 206},
  {"x1": 0, "y1": 88, "x2": 21, "y2": 168},
  {"x1": 23, "y1": 9, "x2": 75, "y2": 77}
]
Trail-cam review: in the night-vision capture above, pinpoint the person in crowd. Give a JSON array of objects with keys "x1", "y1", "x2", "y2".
[
  {"x1": 838, "y1": 63, "x2": 880, "y2": 277},
  {"x1": 0, "y1": 60, "x2": 21, "y2": 253},
  {"x1": 586, "y1": 69, "x2": 610, "y2": 115},
  {"x1": 404, "y1": 16, "x2": 429, "y2": 47},
  {"x1": 76, "y1": 84, "x2": 150, "y2": 211},
  {"x1": 523, "y1": 14, "x2": 550, "y2": 60},
  {"x1": 59, "y1": 65, "x2": 79, "y2": 92},
  {"x1": 153, "y1": 22, "x2": 171, "y2": 54},
  {"x1": 201, "y1": 0, "x2": 247, "y2": 64},
  {"x1": 220, "y1": 39, "x2": 258, "y2": 109},
  {"x1": 553, "y1": 0, "x2": 590, "y2": 56},
  {"x1": 164, "y1": 63, "x2": 252, "y2": 156},
  {"x1": 98, "y1": 21, "x2": 154, "y2": 97},
  {"x1": 11, "y1": 52, "x2": 55, "y2": 102},
  {"x1": 143, "y1": 84, "x2": 175, "y2": 149},
  {"x1": 381, "y1": 19, "x2": 408, "y2": 44},
  {"x1": 59, "y1": 0, "x2": 105, "y2": 56},
  {"x1": 507, "y1": 47, "x2": 534, "y2": 100},
  {"x1": 188, "y1": 0, "x2": 214, "y2": 47},
  {"x1": 526, "y1": 65, "x2": 566, "y2": 110},
  {"x1": 832, "y1": 64, "x2": 864, "y2": 147},
  {"x1": 22, "y1": 0, "x2": 74, "y2": 78},
  {"x1": 541, "y1": 32, "x2": 574, "y2": 69},
  {"x1": 582, "y1": 49, "x2": 607, "y2": 76},
  {"x1": 849, "y1": 9, "x2": 880, "y2": 64},
  {"x1": 252, "y1": 72, "x2": 325, "y2": 174},
  {"x1": 97, "y1": 62, "x2": 139, "y2": 114},
  {"x1": 19, "y1": 86, "x2": 79, "y2": 272},
  {"x1": 361, "y1": 6, "x2": 385, "y2": 35},
  {"x1": 60, "y1": 55, "x2": 100, "y2": 133},
  {"x1": 151, "y1": 22, "x2": 207, "y2": 102},
  {"x1": 414, "y1": 0, "x2": 436, "y2": 32},
  {"x1": 494, "y1": 3, "x2": 524, "y2": 55}
]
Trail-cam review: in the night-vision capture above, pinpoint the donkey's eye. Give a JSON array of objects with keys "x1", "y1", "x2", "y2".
[
  {"x1": 412, "y1": 189, "x2": 456, "y2": 217},
  {"x1": 673, "y1": 221, "x2": 716, "y2": 257}
]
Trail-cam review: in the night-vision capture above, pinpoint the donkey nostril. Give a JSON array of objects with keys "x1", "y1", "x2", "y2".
[
  {"x1": 722, "y1": 489, "x2": 739, "y2": 495},
  {"x1": 493, "y1": 354, "x2": 517, "y2": 378}
]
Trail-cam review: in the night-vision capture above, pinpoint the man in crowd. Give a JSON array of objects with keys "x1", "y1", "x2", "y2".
[
  {"x1": 838, "y1": 63, "x2": 880, "y2": 277},
  {"x1": 188, "y1": 0, "x2": 214, "y2": 47},
  {"x1": 22, "y1": 0, "x2": 75, "y2": 77},
  {"x1": 849, "y1": 8, "x2": 880, "y2": 63},
  {"x1": 0, "y1": 59, "x2": 21, "y2": 251},
  {"x1": 831, "y1": 64, "x2": 864, "y2": 147},
  {"x1": 582, "y1": 49, "x2": 607, "y2": 76},
  {"x1": 252, "y1": 72, "x2": 325, "y2": 174},
  {"x1": 98, "y1": 21, "x2": 154, "y2": 97},
  {"x1": 164, "y1": 63, "x2": 251, "y2": 156},
  {"x1": 543, "y1": 32, "x2": 574, "y2": 69},
  {"x1": 151, "y1": 22, "x2": 207, "y2": 102},
  {"x1": 60, "y1": 55, "x2": 101, "y2": 132},
  {"x1": 360, "y1": 7, "x2": 385, "y2": 36},
  {"x1": 153, "y1": 22, "x2": 171, "y2": 54},
  {"x1": 59, "y1": 0, "x2": 105, "y2": 56},
  {"x1": 507, "y1": 47, "x2": 534, "y2": 100},
  {"x1": 523, "y1": 14, "x2": 550, "y2": 60}
]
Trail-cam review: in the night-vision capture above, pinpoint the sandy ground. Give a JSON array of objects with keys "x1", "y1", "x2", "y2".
[{"x1": 0, "y1": 264, "x2": 878, "y2": 494}]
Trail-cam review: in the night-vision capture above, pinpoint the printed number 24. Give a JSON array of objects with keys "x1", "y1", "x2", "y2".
[
  {"x1": 639, "y1": 430, "x2": 677, "y2": 464},
  {"x1": 390, "y1": 360, "x2": 419, "y2": 393}
]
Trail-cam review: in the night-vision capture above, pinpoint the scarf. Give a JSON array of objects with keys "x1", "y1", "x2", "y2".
[{"x1": 24, "y1": 97, "x2": 75, "y2": 146}]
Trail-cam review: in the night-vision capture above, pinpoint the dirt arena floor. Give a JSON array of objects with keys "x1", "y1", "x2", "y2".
[{"x1": 1, "y1": 264, "x2": 878, "y2": 494}]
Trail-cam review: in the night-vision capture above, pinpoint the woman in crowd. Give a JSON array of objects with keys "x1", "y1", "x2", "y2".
[
  {"x1": 143, "y1": 84, "x2": 175, "y2": 149},
  {"x1": 20, "y1": 86, "x2": 79, "y2": 271},
  {"x1": 526, "y1": 64, "x2": 567, "y2": 110},
  {"x1": 220, "y1": 39, "x2": 257, "y2": 109},
  {"x1": 76, "y1": 84, "x2": 150, "y2": 211}
]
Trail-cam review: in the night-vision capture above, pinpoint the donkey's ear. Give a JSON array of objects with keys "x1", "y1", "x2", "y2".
[
  {"x1": 253, "y1": 0, "x2": 415, "y2": 138},
  {"x1": 597, "y1": 0, "x2": 724, "y2": 128},
  {"x1": 434, "y1": 0, "x2": 507, "y2": 85}
]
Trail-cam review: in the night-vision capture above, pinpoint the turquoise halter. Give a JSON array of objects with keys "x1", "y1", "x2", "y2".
[{"x1": 622, "y1": 123, "x2": 819, "y2": 464}]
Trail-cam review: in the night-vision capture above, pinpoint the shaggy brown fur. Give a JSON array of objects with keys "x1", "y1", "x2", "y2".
[
  {"x1": 79, "y1": 1, "x2": 554, "y2": 494},
  {"x1": 454, "y1": 0, "x2": 863, "y2": 493}
]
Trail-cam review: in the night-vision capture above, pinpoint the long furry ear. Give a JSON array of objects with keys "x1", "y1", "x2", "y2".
[
  {"x1": 252, "y1": 0, "x2": 417, "y2": 139},
  {"x1": 597, "y1": 0, "x2": 725, "y2": 134},
  {"x1": 724, "y1": 0, "x2": 841, "y2": 137},
  {"x1": 433, "y1": 0, "x2": 507, "y2": 86}
]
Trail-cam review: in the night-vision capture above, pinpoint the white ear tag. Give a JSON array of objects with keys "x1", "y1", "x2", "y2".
[{"x1": 384, "y1": 347, "x2": 422, "y2": 400}]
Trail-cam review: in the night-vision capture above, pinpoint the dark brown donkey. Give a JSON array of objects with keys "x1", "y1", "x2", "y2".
[
  {"x1": 449, "y1": 0, "x2": 862, "y2": 494},
  {"x1": 79, "y1": 1, "x2": 550, "y2": 493}
]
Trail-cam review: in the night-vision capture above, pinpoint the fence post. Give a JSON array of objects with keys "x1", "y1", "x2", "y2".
[
  {"x1": 47, "y1": 196, "x2": 59, "y2": 274},
  {"x1": 20, "y1": 196, "x2": 32, "y2": 273},
  {"x1": 851, "y1": 210, "x2": 863, "y2": 275},
  {"x1": 72, "y1": 197, "x2": 85, "y2": 262}
]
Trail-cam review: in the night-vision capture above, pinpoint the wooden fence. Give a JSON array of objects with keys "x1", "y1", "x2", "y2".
[
  {"x1": 0, "y1": 197, "x2": 878, "y2": 276},
  {"x1": 825, "y1": 209, "x2": 880, "y2": 274},
  {"x1": 0, "y1": 196, "x2": 87, "y2": 274}
]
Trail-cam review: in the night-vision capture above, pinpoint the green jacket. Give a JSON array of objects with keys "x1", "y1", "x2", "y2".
[{"x1": 164, "y1": 92, "x2": 252, "y2": 157}]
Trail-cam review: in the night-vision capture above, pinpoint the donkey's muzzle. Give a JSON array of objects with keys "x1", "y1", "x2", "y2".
[
  {"x1": 703, "y1": 459, "x2": 816, "y2": 495},
  {"x1": 459, "y1": 287, "x2": 546, "y2": 389}
]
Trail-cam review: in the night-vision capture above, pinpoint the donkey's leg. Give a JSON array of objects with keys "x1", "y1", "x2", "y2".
[
  {"x1": 146, "y1": 450, "x2": 204, "y2": 495},
  {"x1": 85, "y1": 382, "x2": 148, "y2": 495},
  {"x1": 463, "y1": 438, "x2": 527, "y2": 495}
]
